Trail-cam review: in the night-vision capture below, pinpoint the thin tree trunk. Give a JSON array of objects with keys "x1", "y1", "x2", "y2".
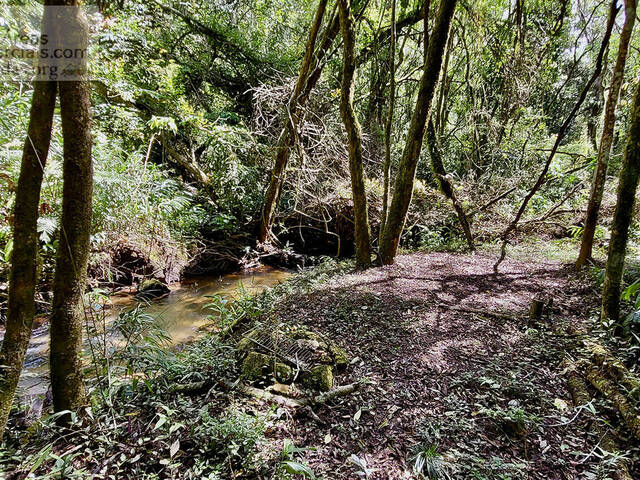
[
  {"x1": 426, "y1": 120, "x2": 474, "y2": 250},
  {"x1": 378, "y1": 0, "x2": 457, "y2": 265},
  {"x1": 339, "y1": 0, "x2": 371, "y2": 267},
  {"x1": 49, "y1": 1, "x2": 93, "y2": 418},
  {"x1": 493, "y1": 0, "x2": 618, "y2": 273},
  {"x1": 257, "y1": 0, "x2": 329, "y2": 243},
  {"x1": 577, "y1": 0, "x2": 636, "y2": 270},
  {"x1": 0, "y1": 6, "x2": 57, "y2": 439},
  {"x1": 379, "y1": 0, "x2": 396, "y2": 246},
  {"x1": 601, "y1": 75, "x2": 640, "y2": 326}
]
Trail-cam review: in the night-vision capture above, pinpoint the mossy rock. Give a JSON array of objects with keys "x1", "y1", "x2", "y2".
[
  {"x1": 237, "y1": 329, "x2": 263, "y2": 352},
  {"x1": 327, "y1": 342, "x2": 348, "y2": 370},
  {"x1": 241, "y1": 351, "x2": 294, "y2": 384},
  {"x1": 136, "y1": 278, "x2": 170, "y2": 300},
  {"x1": 236, "y1": 325, "x2": 347, "y2": 390},
  {"x1": 274, "y1": 362, "x2": 294, "y2": 384},
  {"x1": 291, "y1": 328, "x2": 348, "y2": 367},
  {"x1": 301, "y1": 365, "x2": 333, "y2": 392},
  {"x1": 242, "y1": 352, "x2": 271, "y2": 380}
]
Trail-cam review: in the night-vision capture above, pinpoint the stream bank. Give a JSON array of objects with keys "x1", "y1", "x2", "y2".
[{"x1": 1, "y1": 266, "x2": 291, "y2": 398}]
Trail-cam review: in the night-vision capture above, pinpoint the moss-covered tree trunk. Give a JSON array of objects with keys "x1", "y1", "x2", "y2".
[
  {"x1": 378, "y1": 0, "x2": 457, "y2": 264},
  {"x1": 601, "y1": 75, "x2": 640, "y2": 326},
  {"x1": 379, "y1": 0, "x2": 396, "y2": 246},
  {"x1": 338, "y1": 0, "x2": 371, "y2": 267},
  {"x1": 426, "y1": 119, "x2": 474, "y2": 251},
  {"x1": 577, "y1": 0, "x2": 636, "y2": 270},
  {"x1": 0, "y1": 6, "x2": 57, "y2": 440},
  {"x1": 257, "y1": 0, "x2": 329, "y2": 243},
  {"x1": 49, "y1": 1, "x2": 93, "y2": 417}
]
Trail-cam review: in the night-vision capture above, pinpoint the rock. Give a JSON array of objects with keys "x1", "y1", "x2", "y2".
[
  {"x1": 237, "y1": 329, "x2": 262, "y2": 352},
  {"x1": 241, "y1": 352, "x2": 294, "y2": 385},
  {"x1": 274, "y1": 362, "x2": 294, "y2": 384},
  {"x1": 328, "y1": 342, "x2": 349, "y2": 371},
  {"x1": 301, "y1": 365, "x2": 333, "y2": 392},
  {"x1": 136, "y1": 278, "x2": 170, "y2": 300},
  {"x1": 236, "y1": 325, "x2": 347, "y2": 391},
  {"x1": 242, "y1": 352, "x2": 271, "y2": 380}
]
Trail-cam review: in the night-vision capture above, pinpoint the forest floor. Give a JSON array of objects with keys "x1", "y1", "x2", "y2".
[
  {"x1": 252, "y1": 251, "x2": 635, "y2": 479},
  {"x1": 4, "y1": 249, "x2": 638, "y2": 480}
]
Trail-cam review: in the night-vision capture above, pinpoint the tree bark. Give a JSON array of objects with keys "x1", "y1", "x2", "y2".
[
  {"x1": 257, "y1": 0, "x2": 329, "y2": 243},
  {"x1": 426, "y1": 120, "x2": 474, "y2": 250},
  {"x1": 576, "y1": 0, "x2": 636, "y2": 270},
  {"x1": 601, "y1": 75, "x2": 640, "y2": 326},
  {"x1": 338, "y1": 0, "x2": 371, "y2": 267},
  {"x1": 379, "y1": 0, "x2": 396, "y2": 246},
  {"x1": 0, "y1": 7, "x2": 57, "y2": 440},
  {"x1": 378, "y1": 0, "x2": 457, "y2": 265},
  {"x1": 49, "y1": 1, "x2": 93, "y2": 418}
]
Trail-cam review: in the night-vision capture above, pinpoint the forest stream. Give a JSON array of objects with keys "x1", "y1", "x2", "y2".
[{"x1": 2, "y1": 267, "x2": 291, "y2": 398}]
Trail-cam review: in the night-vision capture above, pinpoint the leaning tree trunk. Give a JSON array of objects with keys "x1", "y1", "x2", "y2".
[
  {"x1": 379, "y1": 0, "x2": 396, "y2": 246},
  {"x1": 576, "y1": 0, "x2": 636, "y2": 270},
  {"x1": 601, "y1": 75, "x2": 640, "y2": 327},
  {"x1": 426, "y1": 119, "x2": 474, "y2": 250},
  {"x1": 257, "y1": 0, "x2": 329, "y2": 244},
  {"x1": 49, "y1": 1, "x2": 93, "y2": 418},
  {"x1": 0, "y1": 35, "x2": 57, "y2": 442},
  {"x1": 338, "y1": 0, "x2": 372, "y2": 267},
  {"x1": 378, "y1": 0, "x2": 457, "y2": 265}
]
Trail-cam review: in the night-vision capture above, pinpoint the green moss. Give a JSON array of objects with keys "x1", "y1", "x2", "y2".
[
  {"x1": 274, "y1": 362, "x2": 294, "y2": 384},
  {"x1": 328, "y1": 342, "x2": 348, "y2": 370},
  {"x1": 302, "y1": 365, "x2": 333, "y2": 391},
  {"x1": 237, "y1": 329, "x2": 263, "y2": 352},
  {"x1": 241, "y1": 352, "x2": 271, "y2": 380}
]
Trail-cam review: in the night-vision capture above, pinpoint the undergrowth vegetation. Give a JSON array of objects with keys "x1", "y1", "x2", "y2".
[{"x1": 0, "y1": 259, "x2": 349, "y2": 479}]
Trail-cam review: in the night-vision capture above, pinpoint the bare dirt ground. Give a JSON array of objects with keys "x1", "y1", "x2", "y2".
[{"x1": 266, "y1": 252, "x2": 622, "y2": 479}]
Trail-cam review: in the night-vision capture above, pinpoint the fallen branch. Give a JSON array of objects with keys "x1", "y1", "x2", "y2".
[
  {"x1": 468, "y1": 186, "x2": 517, "y2": 217},
  {"x1": 220, "y1": 380, "x2": 359, "y2": 408},
  {"x1": 437, "y1": 303, "x2": 522, "y2": 321}
]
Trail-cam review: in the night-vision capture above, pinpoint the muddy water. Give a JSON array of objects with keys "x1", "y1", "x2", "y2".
[{"x1": 10, "y1": 267, "x2": 291, "y2": 397}]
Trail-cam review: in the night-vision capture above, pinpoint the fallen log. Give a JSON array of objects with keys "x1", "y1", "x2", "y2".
[
  {"x1": 586, "y1": 364, "x2": 640, "y2": 440},
  {"x1": 587, "y1": 342, "x2": 640, "y2": 400},
  {"x1": 564, "y1": 360, "x2": 633, "y2": 480}
]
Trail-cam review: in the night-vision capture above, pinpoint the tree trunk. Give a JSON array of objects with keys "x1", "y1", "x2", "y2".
[
  {"x1": 493, "y1": 0, "x2": 618, "y2": 273},
  {"x1": 257, "y1": 0, "x2": 329, "y2": 243},
  {"x1": 576, "y1": 0, "x2": 636, "y2": 270},
  {"x1": 338, "y1": 0, "x2": 372, "y2": 267},
  {"x1": 49, "y1": 1, "x2": 93, "y2": 418},
  {"x1": 0, "y1": 6, "x2": 57, "y2": 440},
  {"x1": 378, "y1": 0, "x2": 457, "y2": 265},
  {"x1": 601, "y1": 75, "x2": 640, "y2": 326},
  {"x1": 379, "y1": 0, "x2": 396, "y2": 247},
  {"x1": 426, "y1": 120, "x2": 474, "y2": 250}
]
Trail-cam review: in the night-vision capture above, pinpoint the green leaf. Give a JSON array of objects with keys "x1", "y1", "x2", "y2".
[{"x1": 282, "y1": 460, "x2": 316, "y2": 479}]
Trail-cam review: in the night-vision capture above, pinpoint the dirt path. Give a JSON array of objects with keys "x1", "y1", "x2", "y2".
[{"x1": 271, "y1": 252, "x2": 602, "y2": 479}]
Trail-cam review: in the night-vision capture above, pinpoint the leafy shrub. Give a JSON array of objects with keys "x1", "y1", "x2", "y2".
[{"x1": 194, "y1": 409, "x2": 266, "y2": 469}]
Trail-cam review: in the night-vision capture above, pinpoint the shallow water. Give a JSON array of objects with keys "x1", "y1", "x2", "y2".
[{"x1": 5, "y1": 266, "x2": 291, "y2": 397}]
